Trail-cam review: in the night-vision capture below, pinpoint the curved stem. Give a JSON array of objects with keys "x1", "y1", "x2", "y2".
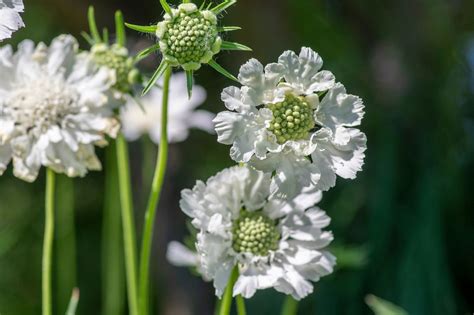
[
  {"x1": 281, "y1": 296, "x2": 299, "y2": 315},
  {"x1": 116, "y1": 135, "x2": 139, "y2": 315},
  {"x1": 138, "y1": 66, "x2": 172, "y2": 315},
  {"x1": 218, "y1": 267, "x2": 239, "y2": 315},
  {"x1": 42, "y1": 169, "x2": 55, "y2": 315}
]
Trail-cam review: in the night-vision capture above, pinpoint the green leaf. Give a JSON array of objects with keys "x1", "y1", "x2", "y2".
[
  {"x1": 221, "y1": 41, "x2": 252, "y2": 51},
  {"x1": 217, "y1": 26, "x2": 242, "y2": 32},
  {"x1": 211, "y1": 0, "x2": 237, "y2": 14},
  {"x1": 81, "y1": 32, "x2": 95, "y2": 46},
  {"x1": 365, "y1": 295, "x2": 408, "y2": 315},
  {"x1": 199, "y1": 1, "x2": 207, "y2": 10},
  {"x1": 65, "y1": 288, "x2": 80, "y2": 315},
  {"x1": 185, "y1": 70, "x2": 193, "y2": 99},
  {"x1": 182, "y1": 0, "x2": 191, "y2": 3},
  {"x1": 102, "y1": 28, "x2": 109, "y2": 44},
  {"x1": 115, "y1": 11, "x2": 126, "y2": 46},
  {"x1": 208, "y1": 59, "x2": 238, "y2": 82},
  {"x1": 125, "y1": 23, "x2": 157, "y2": 34},
  {"x1": 160, "y1": 0, "x2": 172, "y2": 15},
  {"x1": 142, "y1": 60, "x2": 169, "y2": 95},
  {"x1": 87, "y1": 6, "x2": 102, "y2": 43},
  {"x1": 136, "y1": 43, "x2": 161, "y2": 61}
]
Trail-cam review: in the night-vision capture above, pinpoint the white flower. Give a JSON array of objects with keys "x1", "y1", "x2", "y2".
[
  {"x1": 0, "y1": 0, "x2": 24, "y2": 41},
  {"x1": 120, "y1": 72, "x2": 214, "y2": 143},
  {"x1": 174, "y1": 166, "x2": 336, "y2": 300},
  {"x1": 214, "y1": 47, "x2": 366, "y2": 196},
  {"x1": 0, "y1": 35, "x2": 119, "y2": 182}
]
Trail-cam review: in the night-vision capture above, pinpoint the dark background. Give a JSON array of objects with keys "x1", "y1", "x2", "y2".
[{"x1": 0, "y1": 0, "x2": 473, "y2": 314}]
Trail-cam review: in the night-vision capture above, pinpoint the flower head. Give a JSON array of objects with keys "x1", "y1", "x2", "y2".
[
  {"x1": 84, "y1": 8, "x2": 140, "y2": 106},
  {"x1": 171, "y1": 166, "x2": 336, "y2": 300},
  {"x1": 0, "y1": 0, "x2": 24, "y2": 41},
  {"x1": 0, "y1": 35, "x2": 119, "y2": 181},
  {"x1": 214, "y1": 47, "x2": 367, "y2": 197},
  {"x1": 126, "y1": 0, "x2": 251, "y2": 97},
  {"x1": 120, "y1": 72, "x2": 214, "y2": 143}
]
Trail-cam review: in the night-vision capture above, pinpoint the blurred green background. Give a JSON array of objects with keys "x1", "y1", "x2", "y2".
[{"x1": 1, "y1": 0, "x2": 474, "y2": 314}]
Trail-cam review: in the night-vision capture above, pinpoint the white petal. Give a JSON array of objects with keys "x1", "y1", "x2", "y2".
[
  {"x1": 213, "y1": 111, "x2": 243, "y2": 145},
  {"x1": 166, "y1": 241, "x2": 198, "y2": 267},
  {"x1": 316, "y1": 83, "x2": 365, "y2": 132},
  {"x1": 0, "y1": 4, "x2": 24, "y2": 42},
  {"x1": 278, "y1": 47, "x2": 334, "y2": 95},
  {"x1": 0, "y1": 143, "x2": 12, "y2": 175},
  {"x1": 243, "y1": 167, "x2": 271, "y2": 211}
]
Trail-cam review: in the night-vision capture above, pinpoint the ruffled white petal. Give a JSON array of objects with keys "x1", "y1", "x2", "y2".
[
  {"x1": 316, "y1": 83, "x2": 365, "y2": 132},
  {"x1": 0, "y1": 0, "x2": 24, "y2": 41},
  {"x1": 278, "y1": 47, "x2": 335, "y2": 95}
]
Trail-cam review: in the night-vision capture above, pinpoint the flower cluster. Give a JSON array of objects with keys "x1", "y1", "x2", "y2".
[
  {"x1": 168, "y1": 47, "x2": 366, "y2": 301},
  {"x1": 214, "y1": 47, "x2": 367, "y2": 197},
  {"x1": 0, "y1": 0, "x2": 24, "y2": 41},
  {"x1": 157, "y1": 3, "x2": 221, "y2": 71},
  {"x1": 169, "y1": 166, "x2": 335, "y2": 299},
  {"x1": 127, "y1": 0, "x2": 251, "y2": 96},
  {"x1": 0, "y1": 35, "x2": 119, "y2": 181}
]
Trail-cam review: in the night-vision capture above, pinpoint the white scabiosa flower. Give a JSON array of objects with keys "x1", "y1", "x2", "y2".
[
  {"x1": 175, "y1": 165, "x2": 336, "y2": 300},
  {"x1": 0, "y1": 0, "x2": 24, "y2": 41},
  {"x1": 0, "y1": 35, "x2": 119, "y2": 182},
  {"x1": 120, "y1": 72, "x2": 214, "y2": 143},
  {"x1": 214, "y1": 47, "x2": 367, "y2": 196}
]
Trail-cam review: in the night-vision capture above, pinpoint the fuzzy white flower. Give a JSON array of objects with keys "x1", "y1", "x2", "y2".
[
  {"x1": 172, "y1": 165, "x2": 336, "y2": 300},
  {"x1": 0, "y1": 0, "x2": 24, "y2": 41},
  {"x1": 214, "y1": 47, "x2": 367, "y2": 197},
  {"x1": 120, "y1": 72, "x2": 214, "y2": 143},
  {"x1": 0, "y1": 35, "x2": 119, "y2": 182}
]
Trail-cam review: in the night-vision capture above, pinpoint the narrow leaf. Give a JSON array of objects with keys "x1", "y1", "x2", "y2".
[
  {"x1": 199, "y1": 1, "x2": 207, "y2": 10},
  {"x1": 125, "y1": 23, "x2": 157, "y2": 34},
  {"x1": 65, "y1": 288, "x2": 80, "y2": 315},
  {"x1": 211, "y1": 0, "x2": 237, "y2": 14},
  {"x1": 88, "y1": 6, "x2": 102, "y2": 43},
  {"x1": 182, "y1": 0, "x2": 191, "y2": 3},
  {"x1": 136, "y1": 43, "x2": 161, "y2": 61},
  {"x1": 185, "y1": 70, "x2": 193, "y2": 99},
  {"x1": 115, "y1": 11, "x2": 126, "y2": 47},
  {"x1": 217, "y1": 26, "x2": 242, "y2": 32},
  {"x1": 365, "y1": 295, "x2": 408, "y2": 315},
  {"x1": 142, "y1": 60, "x2": 169, "y2": 95},
  {"x1": 221, "y1": 41, "x2": 252, "y2": 51},
  {"x1": 102, "y1": 28, "x2": 109, "y2": 44},
  {"x1": 160, "y1": 0, "x2": 172, "y2": 15},
  {"x1": 208, "y1": 59, "x2": 238, "y2": 82},
  {"x1": 81, "y1": 32, "x2": 95, "y2": 46}
]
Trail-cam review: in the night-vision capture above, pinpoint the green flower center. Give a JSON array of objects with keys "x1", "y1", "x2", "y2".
[
  {"x1": 232, "y1": 210, "x2": 280, "y2": 256},
  {"x1": 267, "y1": 94, "x2": 315, "y2": 144},
  {"x1": 162, "y1": 11, "x2": 218, "y2": 65},
  {"x1": 91, "y1": 44, "x2": 137, "y2": 93}
]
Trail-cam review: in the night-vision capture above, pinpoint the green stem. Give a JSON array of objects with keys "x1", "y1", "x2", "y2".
[
  {"x1": 236, "y1": 295, "x2": 247, "y2": 315},
  {"x1": 218, "y1": 267, "x2": 239, "y2": 315},
  {"x1": 281, "y1": 296, "x2": 299, "y2": 315},
  {"x1": 116, "y1": 135, "x2": 139, "y2": 315},
  {"x1": 138, "y1": 66, "x2": 172, "y2": 315},
  {"x1": 56, "y1": 175, "x2": 76, "y2": 314},
  {"x1": 42, "y1": 169, "x2": 55, "y2": 315},
  {"x1": 102, "y1": 144, "x2": 125, "y2": 315}
]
